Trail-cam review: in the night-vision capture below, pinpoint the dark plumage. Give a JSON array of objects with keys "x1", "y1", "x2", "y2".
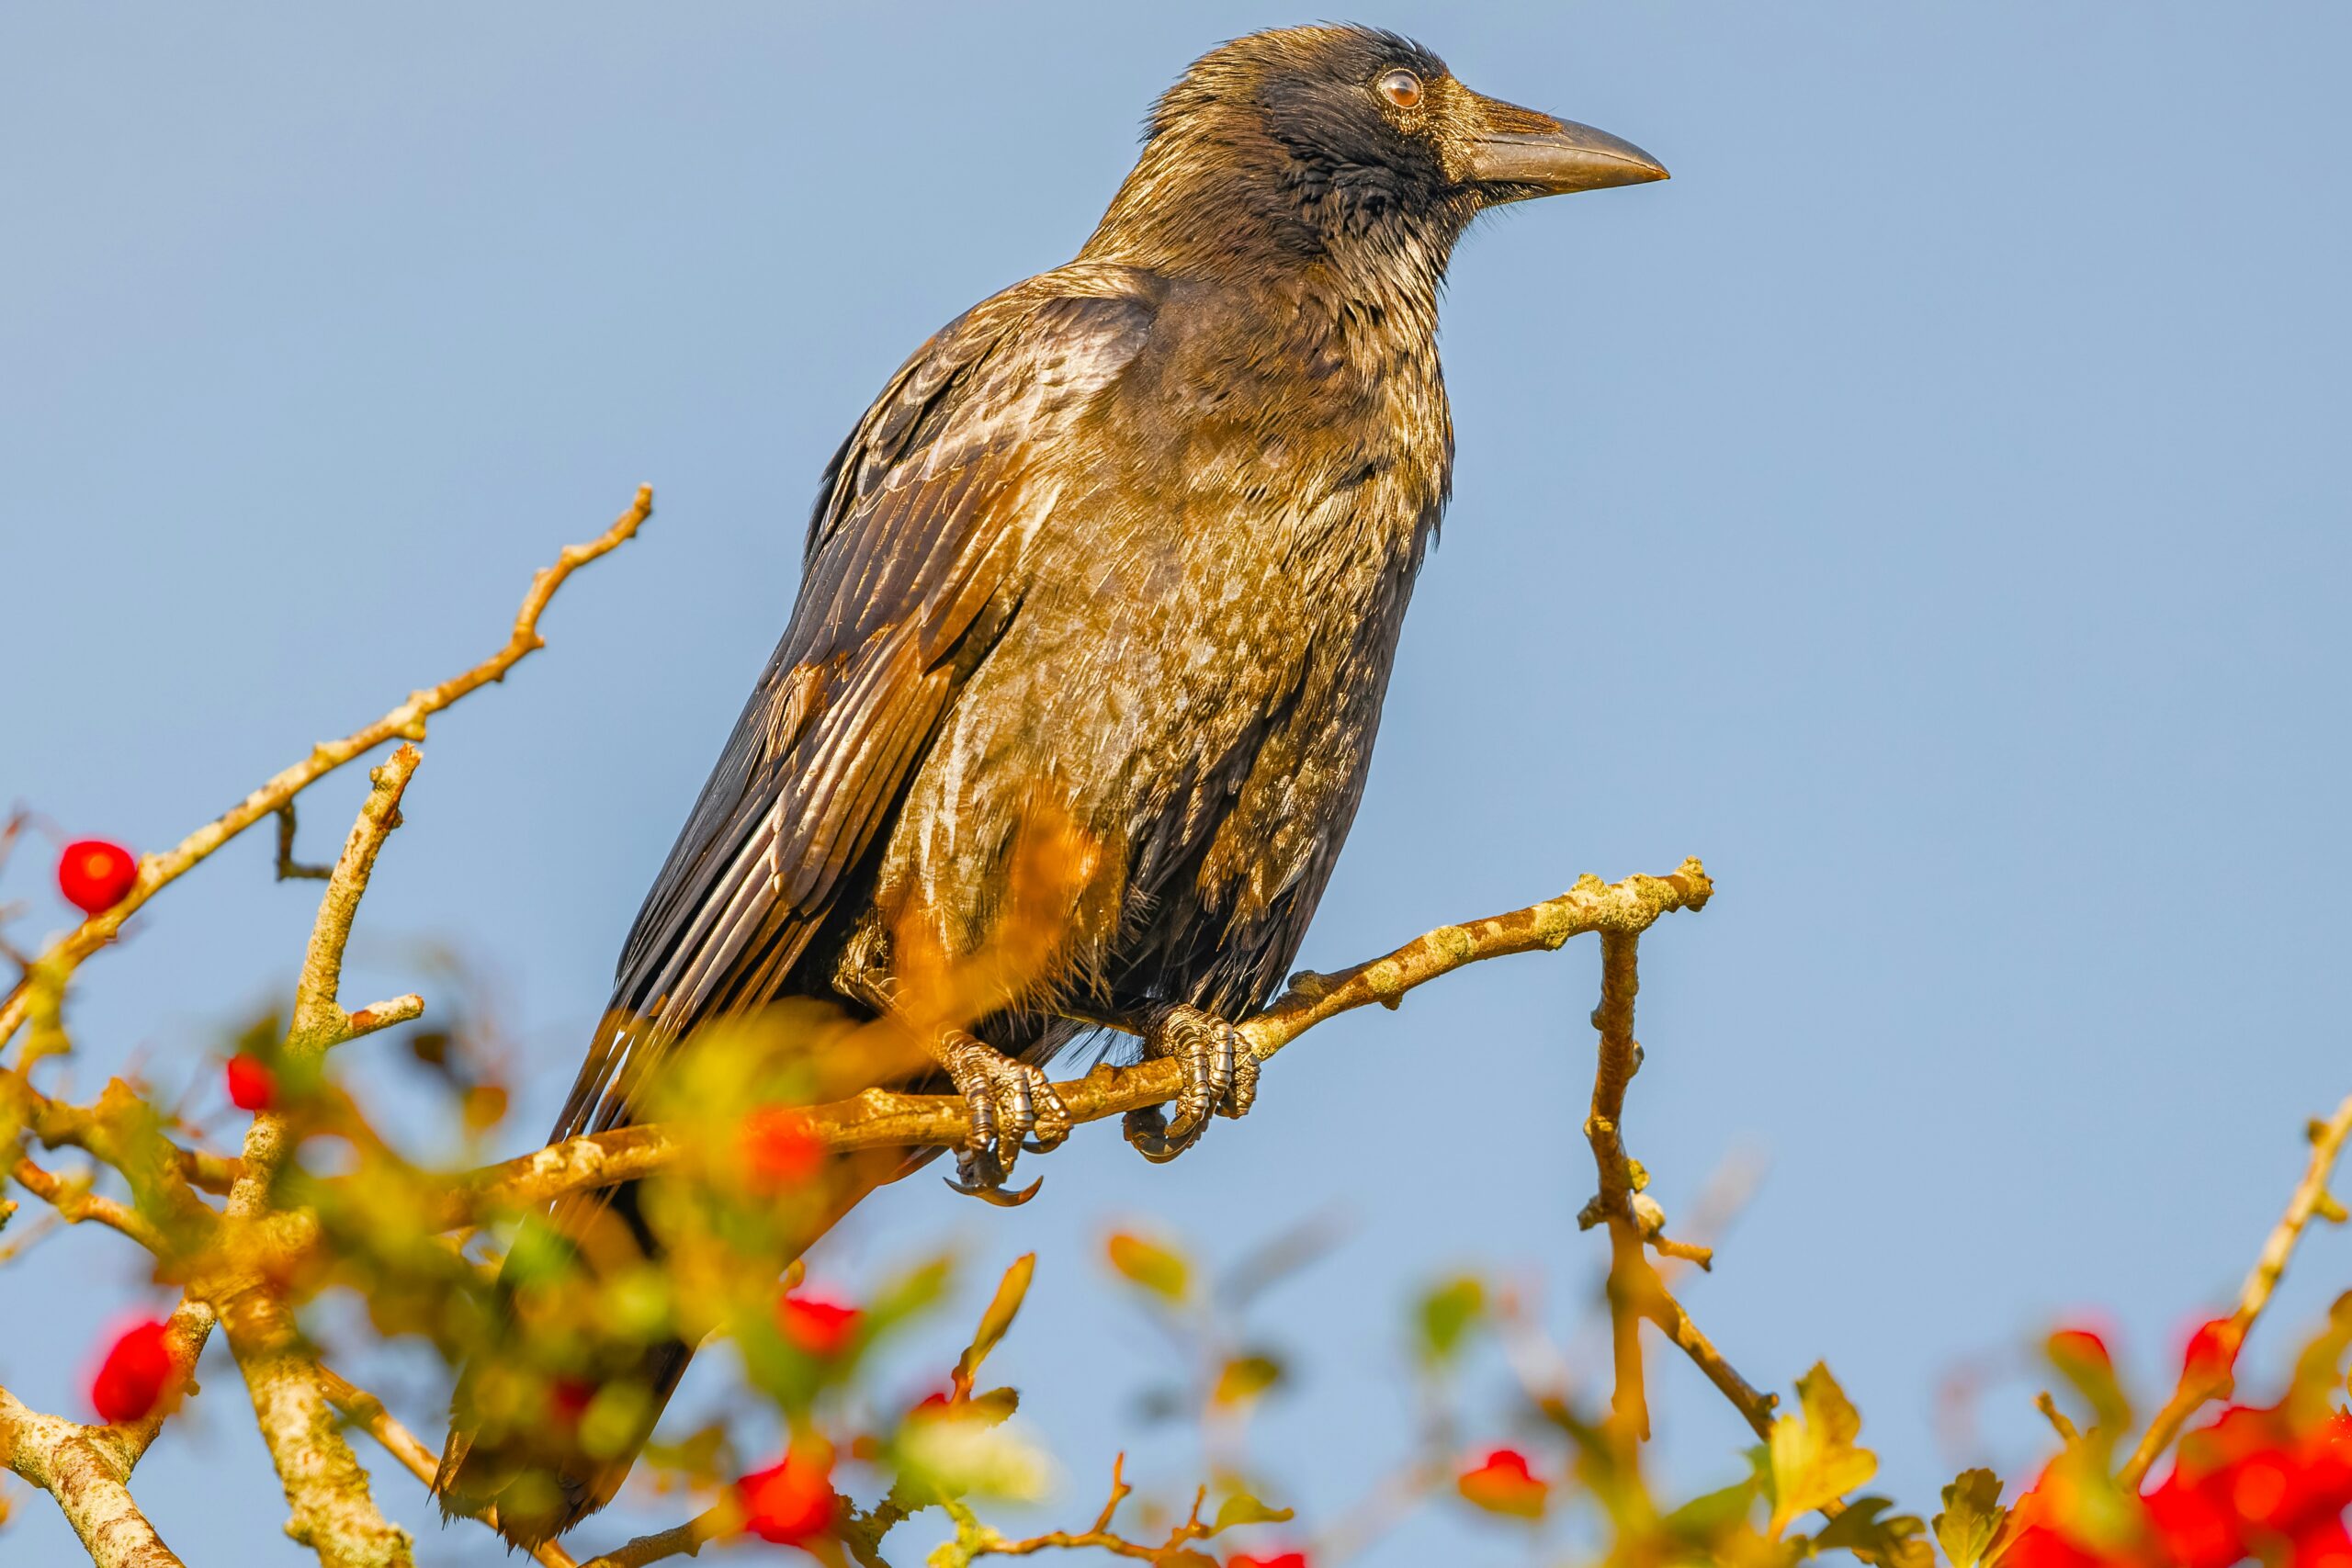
[{"x1": 439, "y1": 23, "x2": 1663, "y2": 1543}]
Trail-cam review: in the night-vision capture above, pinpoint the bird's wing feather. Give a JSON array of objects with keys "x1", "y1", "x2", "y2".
[{"x1": 552, "y1": 276, "x2": 1158, "y2": 1140}]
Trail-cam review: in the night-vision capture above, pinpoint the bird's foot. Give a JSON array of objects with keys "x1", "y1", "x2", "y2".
[
  {"x1": 1123, "y1": 1003, "x2": 1258, "y2": 1165},
  {"x1": 938, "y1": 1030, "x2": 1069, "y2": 1205}
]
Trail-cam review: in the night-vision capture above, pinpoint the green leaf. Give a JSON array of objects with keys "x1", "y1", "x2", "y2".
[
  {"x1": 1931, "y1": 1468, "x2": 2008, "y2": 1568},
  {"x1": 954, "y1": 1253, "x2": 1035, "y2": 1392},
  {"x1": 1106, "y1": 1231, "x2": 1191, "y2": 1303},
  {"x1": 1815, "y1": 1495, "x2": 1931, "y2": 1567},
  {"x1": 1768, "y1": 1362, "x2": 1878, "y2": 1537},
  {"x1": 1660, "y1": 1475, "x2": 1760, "y2": 1542},
  {"x1": 1415, "y1": 1275, "x2": 1487, "y2": 1365},
  {"x1": 1212, "y1": 1352, "x2": 1285, "y2": 1406},
  {"x1": 1212, "y1": 1492, "x2": 1295, "y2": 1531},
  {"x1": 2044, "y1": 1330, "x2": 2131, "y2": 1445}
]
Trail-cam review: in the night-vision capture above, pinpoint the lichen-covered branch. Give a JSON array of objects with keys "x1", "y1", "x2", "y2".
[
  {"x1": 210, "y1": 748, "x2": 424, "y2": 1568},
  {"x1": 0, "y1": 1388, "x2": 186, "y2": 1568},
  {"x1": 2118, "y1": 1089, "x2": 2352, "y2": 1486},
  {"x1": 0, "y1": 485, "x2": 653, "y2": 1060},
  {"x1": 451, "y1": 861, "x2": 1714, "y2": 1222}
]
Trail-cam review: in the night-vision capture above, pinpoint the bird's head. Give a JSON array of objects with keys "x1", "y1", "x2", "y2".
[{"x1": 1085, "y1": 25, "x2": 1666, "y2": 290}]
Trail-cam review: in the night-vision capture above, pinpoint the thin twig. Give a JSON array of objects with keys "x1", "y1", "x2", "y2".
[
  {"x1": 8, "y1": 1157, "x2": 169, "y2": 1251},
  {"x1": 571, "y1": 1508, "x2": 729, "y2": 1568},
  {"x1": 0, "y1": 485, "x2": 653, "y2": 1059},
  {"x1": 275, "y1": 803, "x2": 334, "y2": 880},
  {"x1": 2118, "y1": 1090, "x2": 2352, "y2": 1487},
  {"x1": 1586, "y1": 930, "x2": 1650, "y2": 1445}
]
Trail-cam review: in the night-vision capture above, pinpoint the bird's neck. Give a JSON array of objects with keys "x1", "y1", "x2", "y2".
[{"x1": 1080, "y1": 131, "x2": 1459, "y2": 339}]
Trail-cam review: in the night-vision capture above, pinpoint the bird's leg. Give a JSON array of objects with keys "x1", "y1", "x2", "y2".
[
  {"x1": 934, "y1": 1028, "x2": 1070, "y2": 1205},
  {"x1": 1120, "y1": 1002, "x2": 1260, "y2": 1165}
]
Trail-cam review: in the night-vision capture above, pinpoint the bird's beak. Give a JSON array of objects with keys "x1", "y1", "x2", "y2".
[{"x1": 1462, "y1": 96, "x2": 1668, "y2": 200}]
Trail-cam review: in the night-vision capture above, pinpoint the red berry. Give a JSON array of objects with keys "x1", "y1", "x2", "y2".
[
  {"x1": 58, "y1": 840, "x2": 138, "y2": 915},
  {"x1": 548, "y1": 1376, "x2": 596, "y2": 1425},
  {"x1": 1457, "y1": 1448, "x2": 1548, "y2": 1519},
  {"x1": 735, "y1": 1441, "x2": 835, "y2": 1544},
  {"x1": 1229, "y1": 1553, "x2": 1309, "y2": 1568},
  {"x1": 777, "y1": 1292, "x2": 862, "y2": 1358},
  {"x1": 89, "y1": 1318, "x2": 176, "y2": 1424},
  {"x1": 225, "y1": 1055, "x2": 277, "y2": 1112},
  {"x1": 741, "y1": 1106, "x2": 823, "y2": 1191}
]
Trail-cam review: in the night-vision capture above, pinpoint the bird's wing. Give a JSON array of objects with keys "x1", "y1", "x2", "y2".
[{"x1": 552, "y1": 275, "x2": 1158, "y2": 1141}]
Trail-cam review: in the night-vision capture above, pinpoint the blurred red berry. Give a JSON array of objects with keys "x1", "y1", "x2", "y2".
[
  {"x1": 58, "y1": 839, "x2": 138, "y2": 915},
  {"x1": 741, "y1": 1106, "x2": 822, "y2": 1191},
  {"x1": 910, "y1": 1389, "x2": 953, "y2": 1414},
  {"x1": 548, "y1": 1376, "x2": 596, "y2": 1425},
  {"x1": 2182, "y1": 1316, "x2": 2243, "y2": 1384},
  {"x1": 777, "y1": 1292, "x2": 862, "y2": 1358},
  {"x1": 89, "y1": 1318, "x2": 176, "y2": 1424},
  {"x1": 736, "y1": 1441, "x2": 835, "y2": 1545},
  {"x1": 2297, "y1": 1515, "x2": 2352, "y2": 1568},
  {"x1": 225, "y1": 1054, "x2": 276, "y2": 1111},
  {"x1": 1457, "y1": 1447, "x2": 1548, "y2": 1519},
  {"x1": 1228, "y1": 1553, "x2": 1308, "y2": 1568},
  {"x1": 2142, "y1": 1402, "x2": 2352, "y2": 1568}
]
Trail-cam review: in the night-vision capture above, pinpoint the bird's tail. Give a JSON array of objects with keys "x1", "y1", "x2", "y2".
[
  {"x1": 435, "y1": 1152, "x2": 899, "y2": 1548},
  {"x1": 434, "y1": 1179, "x2": 695, "y2": 1549}
]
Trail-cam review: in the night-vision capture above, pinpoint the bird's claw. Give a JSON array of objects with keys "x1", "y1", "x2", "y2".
[
  {"x1": 939, "y1": 1031, "x2": 1070, "y2": 1201},
  {"x1": 1123, "y1": 1004, "x2": 1258, "y2": 1163},
  {"x1": 943, "y1": 1165, "x2": 1045, "y2": 1207}
]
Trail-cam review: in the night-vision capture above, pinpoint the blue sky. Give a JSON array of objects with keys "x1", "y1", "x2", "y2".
[{"x1": 4, "y1": 5, "x2": 2348, "y2": 1563}]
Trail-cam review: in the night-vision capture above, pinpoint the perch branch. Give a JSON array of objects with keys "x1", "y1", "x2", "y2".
[
  {"x1": 0, "y1": 485, "x2": 653, "y2": 1059},
  {"x1": 2119, "y1": 1089, "x2": 2352, "y2": 1487},
  {"x1": 447, "y1": 861, "x2": 1713, "y2": 1224}
]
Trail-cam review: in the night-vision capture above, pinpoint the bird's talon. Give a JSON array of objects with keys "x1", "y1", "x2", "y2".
[
  {"x1": 1129, "y1": 1005, "x2": 1257, "y2": 1163},
  {"x1": 940, "y1": 1031, "x2": 1069, "y2": 1198},
  {"x1": 943, "y1": 1169, "x2": 1044, "y2": 1207}
]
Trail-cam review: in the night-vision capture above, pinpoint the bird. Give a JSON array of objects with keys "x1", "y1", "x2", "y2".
[{"x1": 436, "y1": 22, "x2": 1664, "y2": 1544}]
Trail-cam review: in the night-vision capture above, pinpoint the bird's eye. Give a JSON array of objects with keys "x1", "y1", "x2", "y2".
[{"x1": 1376, "y1": 69, "x2": 1423, "y2": 110}]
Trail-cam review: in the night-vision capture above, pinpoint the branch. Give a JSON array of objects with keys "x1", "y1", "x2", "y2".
[
  {"x1": 1638, "y1": 1282, "x2": 1777, "y2": 1440},
  {"x1": 1586, "y1": 929, "x2": 1650, "y2": 1445},
  {"x1": 0, "y1": 1300, "x2": 215, "y2": 1567},
  {"x1": 0, "y1": 485, "x2": 653, "y2": 1059},
  {"x1": 571, "y1": 1510, "x2": 729, "y2": 1568},
  {"x1": 8, "y1": 1156, "x2": 168, "y2": 1252},
  {"x1": 451, "y1": 861, "x2": 1714, "y2": 1223},
  {"x1": 2118, "y1": 1089, "x2": 2352, "y2": 1487},
  {"x1": 0, "y1": 1388, "x2": 185, "y2": 1568},
  {"x1": 211, "y1": 748, "x2": 424, "y2": 1568}
]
